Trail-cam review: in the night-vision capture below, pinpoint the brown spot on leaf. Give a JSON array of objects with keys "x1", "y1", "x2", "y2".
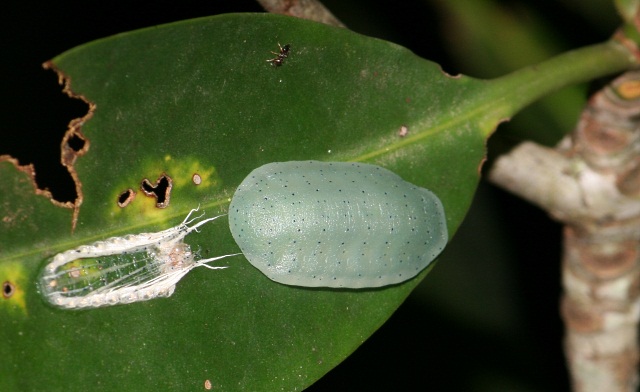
[{"x1": 192, "y1": 173, "x2": 202, "y2": 185}]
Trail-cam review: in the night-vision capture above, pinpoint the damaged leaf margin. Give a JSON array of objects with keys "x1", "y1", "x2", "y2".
[{"x1": 32, "y1": 62, "x2": 93, "y2": 232}]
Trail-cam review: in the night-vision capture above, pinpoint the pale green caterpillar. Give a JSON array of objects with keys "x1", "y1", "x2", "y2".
[{"x1": 228, "y1": 161, "x2": 448, "y2": 288}]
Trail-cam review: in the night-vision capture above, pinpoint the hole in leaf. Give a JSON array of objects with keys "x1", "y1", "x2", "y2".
[
  {"x1": 0, "y1": 70, "x2": 90, "y2": 203},
  {"x1": 117, "y1": 188, "x2": 136, "y2": 208},
  {"x1": 2, "y1": 281, "x2": 15, "y2": 299},
  {"x1": 141, "y1": 173, "x2": 172, "y2": 208},
  {"x1": 66, "y1": 133, "x2": 86, "y2": 152}
]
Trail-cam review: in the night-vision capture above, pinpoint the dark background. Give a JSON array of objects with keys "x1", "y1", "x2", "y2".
[{"x1": 0, "y1": 1, "x2": 619, "y2": 390}]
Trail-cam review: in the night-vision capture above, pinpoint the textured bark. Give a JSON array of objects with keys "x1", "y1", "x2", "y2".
[{"x1": 490, "y1": 71, "x2": 640, "y2": 392}]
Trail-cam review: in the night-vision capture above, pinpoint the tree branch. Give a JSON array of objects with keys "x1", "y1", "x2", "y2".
[{"x1": 490, "y1": 71, "x2": 640, "y2": 392}]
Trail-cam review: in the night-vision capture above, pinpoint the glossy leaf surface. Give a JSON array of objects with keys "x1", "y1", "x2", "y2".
[{"x1": 1, "y1": 13, "x2": 500, "y2": 390}]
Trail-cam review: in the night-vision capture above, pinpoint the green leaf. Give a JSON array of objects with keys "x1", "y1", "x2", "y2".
[{"x1": 0, "y1": 13, "x2": 635, "y2": 391}]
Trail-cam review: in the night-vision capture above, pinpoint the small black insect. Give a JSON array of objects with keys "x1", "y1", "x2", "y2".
[{"x1": 267, "y1": 43, "x2": 291, "y2": 67}]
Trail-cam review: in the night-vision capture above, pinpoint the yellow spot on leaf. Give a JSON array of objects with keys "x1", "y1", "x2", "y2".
[
  {"x1": 0, "y1": 262, "x2": 28, "y2": 315},
  {"x1": 171, "y1": 159, "x2": 218, "y2": 190},
  {"x1": 108, "y1": 157, "x2": 222, "y2": 218}
]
